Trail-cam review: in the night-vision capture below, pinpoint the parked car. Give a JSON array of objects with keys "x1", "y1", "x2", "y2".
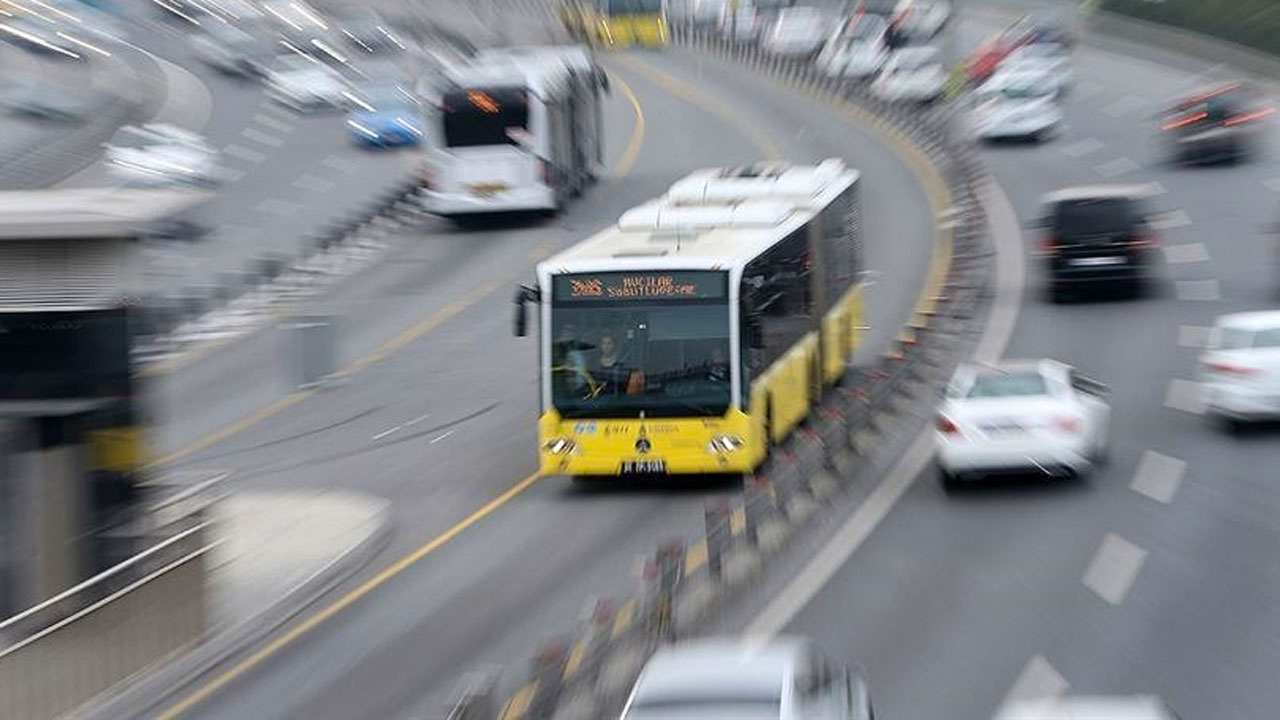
[
  {"x1": 104, "y1": 123, "x2": 220, "y2": 186},
  {"x1": 1001, "y1": 42, "x2": 1073, "y2": 95},
  {"x1": 1200, "y1": 310, "x2": 1280, "y2": 433},
  {"x1": 762, "y1": 7, "x2": 827, "y2": 60},
  {"x1": 815, "y1": 12, "x2": 889, "y2": 79},
  {"x1": 936, "y1": 359, "x2": 1111, "y2": 489},
  {"x1": 1028, "y1": 185, "x2": 1164, "y2": 302},
  {"x1": 966, "y1": 20, "x2": 1034, "y2": 84},
  {"x1": 971, "y1": 67, "x2": 1063, "y2": 142},
  {"x1": 890, "y1": 0, "x2": 950, "y2": 40},
  {"x1": 871, "y1": 45, "x2": 945, "y2": 103},
  {"x1": 1156, "y1": 81, "x2": 1273, "y2": 165},
  {"x1": 620, "y1": 636, "x2": 874, "y2": 720}
]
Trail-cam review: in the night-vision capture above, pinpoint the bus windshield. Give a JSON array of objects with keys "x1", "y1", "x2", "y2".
[
  {"x1": 441, "y1": 87, "x2": 529, "y2": 148},
  {"x1": 604, "y1": 0, "x2": 663, "y2": 15},
  {"x1": 550, "y1": 271, "x2": 731, "y2": 418}
]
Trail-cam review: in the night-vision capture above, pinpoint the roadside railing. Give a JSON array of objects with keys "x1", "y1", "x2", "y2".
[{"x1": 448, "y1": 20, "x2": 995, "y2": 720}]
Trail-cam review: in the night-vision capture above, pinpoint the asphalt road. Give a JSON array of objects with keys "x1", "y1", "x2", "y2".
[
  {"x1": 732, "y1": 4, "x2": 1280, "y2": 719},
  {"x1": 139, "y1": 18, "x2": 940, "y2": 720},
  {"x1": 55, "y1": 0, "x2": 424, "y2": 304}
]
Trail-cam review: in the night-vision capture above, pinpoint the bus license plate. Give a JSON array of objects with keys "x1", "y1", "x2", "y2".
[{"x1": 621, "y1": 460, "x2": 666, "y2": 474}]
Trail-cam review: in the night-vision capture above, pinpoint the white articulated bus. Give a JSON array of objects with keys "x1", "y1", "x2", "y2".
[
  {"x1": 513, "y1": 159, "x2": 865, "y2": 478},
  {"x1": 422, "y1": 45, "x2": 608, "y2": 220}
]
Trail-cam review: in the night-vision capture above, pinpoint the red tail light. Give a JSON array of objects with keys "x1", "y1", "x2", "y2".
[
  {"x1": 1052, "y1": 416, "x2": 1080, "y2": 434},
  {"x1": 1128, "y1": 231, "x2": 1159, "y2": 248},
  {"x1": 1224, "y1": 107, "x2": 1276, "y2": 126},
  {"x1": 936, "y1": 415, "x2": 960, "y2": 435},
  {"x1": 1205, "y1": 361, "x2": 1261, "y2": 377},
  {"x1": 1162, "y1": 111, "x2": 1207, "y2": 131},
  {"x1": 1039, "y1": 235, "x2": 1061, "y2": 256}
]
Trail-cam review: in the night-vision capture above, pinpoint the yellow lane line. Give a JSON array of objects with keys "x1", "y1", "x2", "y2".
[
  {"x1": 563, "y1": 639, "x2": 589, "y2": 680},
  {"x1": 611, "y1": 53, "x2": 784, "y2": 161},
  {"x1": 499, "y1": 681, "x2": 538, "y2": 720},
  {"x1": 611, "y1": 597, "x2": 637, "y2": 640},
  {"x1": 730, "y1": 506, "x2": 746, "y2": 535},
  {"x1": 158, "y1": 471, "x2": 543, "y2": 719},
  {"x1": 684, "y1": 540, "x2": 708, "y2": 577},
  {"x1": 608, "y1": 71, "x2": 646, "y2": 183}
]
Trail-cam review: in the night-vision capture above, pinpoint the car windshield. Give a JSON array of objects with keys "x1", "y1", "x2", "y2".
[
  {"x1": 550, "y1": 272, "x2": 732, "y2": 418},
  {"x1": 966, "y1": 371, "x2": 1048, "y2": 398},
  {"x1": 1216, "y1": 326, "x2": 1280, "y2": 350},
  {"x1": 1051, "y1": 197, "x2": 1137, "y2": 239}
]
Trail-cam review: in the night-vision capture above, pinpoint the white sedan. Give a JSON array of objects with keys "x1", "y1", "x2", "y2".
[
  {"x1": 105, "y1": 123, "x2": 220, "y2": 186},
  {"x1": 892, "y1": 0, "x2": 951, "y2": 40},
  {"x1": 1001, "y1": 42, "x2": 1073, "y2": 95},
  {"x1": 762, "y1": 7, "x2": 827, "y2": 59},
  {"x1": 265, "y1": 54, "x2": 351, "y2": 111},
  {"x1": 1199, "y1": 310, "x2": 1280, "y2": 432},
  {"x1": 935, "y1": 359, "x2": 1110, "y2": 488},
  {"x1": 971, "y1": 67, "x2": 1063, "y2": 142},
  {"x1": 816, "y1": 14, "x2": 889, "y2": 79},
  {"x1": 871, "y1": 45, "x2": 946, "y2": 103}
]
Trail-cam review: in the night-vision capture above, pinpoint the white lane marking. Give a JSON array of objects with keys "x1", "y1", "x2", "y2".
[
  {"x1": 1140, "y1": 181, "x2": 1167, "y2": 196},
  {"x1": 242, "y1": 127, "x2": 285, "y2": 147},
  {"x1": 1082, "y1": 533, "x2": 1148, "y2": 606},
  {"x1": 1101, "y1": 95, "x2": 1146, "y2": 117},
  {"x1": 747, "y1": 181, "x2": 1026, "y2": 638},
  {"x1": 1092, "y1": 156, "x2": 1138, "y2": 178},
  {"x1": 1162, "y1": 242, "x2": 1209, "y2": 264},
  {"x1": 372, "y1": 425, "x2": 401, "y2": 441},
  {"x1": 223, "y1": 144, "x2": 266, "y2": 163},
  {"x1": 322, "y1": 154, "x2": 358, "y2": 173},
  {"x1": 1130, "y1": 450, "x2": 1187, "y2": 504},
  {"x1": 293, "y1": 174, "x2": 336, "y2": 193},
  {"x1": 997, "y1": 656, "x2": 1069, "y2": 712},
  {"x1": 255, "y1": 198, "x2": 301, "y2": 216},
  {"x1": 1061, "y1": 138, "x2": 1104, "y2": 158},
  {"x1": 253, "y1": 112, "x2": 294, "y2": 134},
  {"x1": 1175, "y1": 279, "x2": 1221, "y2": 301},
  {"x1": 404, "y1": 412, "x2": 431, "y2": 428},
  {"x1": 1150, "y1": 209, "x2": 1191, "y2": 230},
  {"x1": 1263, "y1": 177, "x2": 1280, "y2": 194},
  {"x1": 430, "y1": 429, "x2": 456, "y2": 444},
  {"x1": 220, "y1": 168, "x2": 247, "y2": 183},
  {"x1": 1177, "y1": 324, "x2": 1212, "y2": 348},
  {"x1": 1164, "y1": 378, "x2": 1206, "y2": 414}
]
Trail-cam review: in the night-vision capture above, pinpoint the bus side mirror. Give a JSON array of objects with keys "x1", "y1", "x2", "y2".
[{"x1": 513, "y1": 285, "x2": 539, "y2": 337}]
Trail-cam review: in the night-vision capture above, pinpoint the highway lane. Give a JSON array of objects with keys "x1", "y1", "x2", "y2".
[
  {"x1": 730, "y1": 5, "x2": 1280, "y2": 719},
  {"x1": 145, "y1": 40, "x2": 940, "y2": 720}
]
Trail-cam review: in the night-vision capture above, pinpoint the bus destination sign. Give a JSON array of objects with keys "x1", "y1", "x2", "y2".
[{"x1": 554, "y1": 271, "x2": 725, "y2": 302}]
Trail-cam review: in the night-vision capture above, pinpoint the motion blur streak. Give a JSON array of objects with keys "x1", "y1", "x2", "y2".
[{"x1": 156, "y1": 471, "x2": 544, "y2": 720}]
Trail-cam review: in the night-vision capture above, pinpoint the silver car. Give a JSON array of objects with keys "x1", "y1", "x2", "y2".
[{"x1": 621, "y1": 636, "x2": 873, "y2": 720}]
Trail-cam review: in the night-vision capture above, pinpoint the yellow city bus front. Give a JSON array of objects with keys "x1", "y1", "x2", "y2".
[
  {"x1": 538, "y1": 407, "x2": 763, "y2": 476},
  {"x1": 597, "y1": 0, "x2": 668, "y2": 48}
]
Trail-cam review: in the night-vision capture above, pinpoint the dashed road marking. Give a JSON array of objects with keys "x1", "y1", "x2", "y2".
[
  {"x1": 1082, "y1": 533, "x2": 1148, "y2": 605},
  {"x1": 430, "y1": 429, "x2": 456, "y2": 444},
  {"x1": 253, "y1": 112, "x2": 294, "y2": 134},
  {"x1": 293, "y1": 174, "x2": 336, "y2": 193},
  {"x1": 242, "y1": 127, "x2": 284, "y2": 147},
  {"x1": 223, "y1": 144, "x2": 266, "y2": 163},
  {"x1": 1164, "y1": 378, "x2": 1206, "y2": 414},
  {"x1": 220, "y1": 168, "x2": 247, "y2": 182},
  {"x1": 1177, "y1": 324, "x2": 1212, "y2": 348},
  {"x1": 1175, "y1": 279, "x2": 1221, "y2": 301},
  {"x1": 1061, "y1": 138, "x2": 1104, "y2": 158},
  {"x1": 1102, "y1": 95, "x2": 1146, "y2": 117},
  {"x1": 1163, "y1": 242, "x2": 1209, "y2": 264},
  {"x1": 1130, "y1": 450, "x2": 1187, "y2": 504},
  {"x1": 322, "y1": 154, "x2": 358, "y2": 173},
  {"x1": 1140, "y1": 181, "x2": 1167, "y2": 195},
  {"x1": 1150, "y1": 209, "x2": 1191, "y2": 230},
  {"x1": 1092, "y1": 156, "x2": 1138, "y2": 178},
  {"x1": 998, "y1": 656, "x2": 1068, "y2": 711},
  {"x1": 254, "y1": 198, "x2": 301, "y2": 216}
]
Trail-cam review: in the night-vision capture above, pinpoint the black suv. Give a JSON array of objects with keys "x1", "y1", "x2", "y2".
[
  {"x1": 1158, "y1": 82, "x2": 1271, "y2": 164},
  {"x1": 1030, "y1": 186, "x2": 1162, "y2": 303}
]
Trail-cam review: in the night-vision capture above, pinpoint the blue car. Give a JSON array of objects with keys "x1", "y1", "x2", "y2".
[{"x1": 346, "y1": 84, "x2": 425, "y2": 147}]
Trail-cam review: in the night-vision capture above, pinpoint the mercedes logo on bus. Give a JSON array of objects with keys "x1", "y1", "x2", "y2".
[{"x1": 635, "y1": 437, "x2": 652, "y2": 454}]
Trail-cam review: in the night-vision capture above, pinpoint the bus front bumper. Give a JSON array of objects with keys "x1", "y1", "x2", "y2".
[{"x1": 422, "y1": 186, "x2": 556, "y2": 216}]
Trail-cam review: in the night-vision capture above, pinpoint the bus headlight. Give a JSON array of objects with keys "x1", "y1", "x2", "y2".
[
  {"x1": 707, "y1": 435, "x2": 745, "y2": 454},
  {"x1": 543, "y1": 437, "x2": 577, "y2": 455}
]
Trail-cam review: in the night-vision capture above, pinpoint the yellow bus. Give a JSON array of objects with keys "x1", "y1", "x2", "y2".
[
  {"x1": 560, "y1": 0, "x2": 669, "y2": 49},
  {"x1": 513, "y1": 159, "x2": 865, "y2": 478}
]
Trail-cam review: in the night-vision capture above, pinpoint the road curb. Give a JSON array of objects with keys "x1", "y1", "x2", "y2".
[{"x1": 76, "y1": 493, "x2": 393, "y2": 720}]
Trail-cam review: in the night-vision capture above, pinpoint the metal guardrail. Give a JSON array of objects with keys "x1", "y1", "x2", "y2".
[
  {"x1": 0, "y1": 521, "x2": 214, "y2": 720},
  {"x1": 447, "y1": 20, "x2": 995, "y2": 720}
]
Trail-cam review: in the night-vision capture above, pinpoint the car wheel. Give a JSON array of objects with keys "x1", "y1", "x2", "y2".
[
  {"x1": 1048, "y1": 283, "x2": 1072, "y2": 304},
  {"x1": 1219, "y1": 415, "x2": 1246, "y2": 436},
  {"x1": 938, "y1": 466, "x2": 960, "y2": 493},
  {"x1": 1091, "y1": 436, "x2": 1109, "y2": 466}
]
